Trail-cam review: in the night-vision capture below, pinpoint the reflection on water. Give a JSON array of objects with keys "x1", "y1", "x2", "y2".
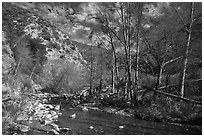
[{"x1": 57, "y1": 105, "x2": 200, "y2": 135}]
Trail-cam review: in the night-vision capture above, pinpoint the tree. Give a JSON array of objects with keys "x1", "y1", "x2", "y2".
[
  {"x1": 89, "y1": 31, "x2": 94, "y2": 95},
  {"x1": 169, "y1": 2, "x2": 201, "y2": 97},
  {"x1": 139, "y1": 3, "x2": 187, "y2": 91},
  {"x1": 132, "y1": 3, "x2": 143, "y2": 103},
  {"x1": 95, "y1": 2, "x2": 148, "y2": 101},
  {"x1": 177, "y1": 2, "x2": 195, "y2": 97}
]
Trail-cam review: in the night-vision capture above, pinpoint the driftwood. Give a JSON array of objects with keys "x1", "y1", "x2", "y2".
[
  {"x1": 2, "y1": 98, "x2": 12, "y2": 102},
  {"x1": 142, "y1": 86, "x2": 202, "y2": 105}
]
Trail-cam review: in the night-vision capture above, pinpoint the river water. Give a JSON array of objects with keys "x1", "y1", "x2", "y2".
[{"x1": 57, "y1": 104, "x2": 201, "y2": 135}]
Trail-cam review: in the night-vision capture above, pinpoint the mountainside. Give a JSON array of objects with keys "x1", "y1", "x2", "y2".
[{"x1": 3, "y1": 2, "x2": 89, "y2": 93}]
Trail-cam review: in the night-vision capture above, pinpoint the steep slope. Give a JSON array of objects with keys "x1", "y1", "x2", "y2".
[{"x1": 2, "y1": 2, "x2": 89, "y2": 94}]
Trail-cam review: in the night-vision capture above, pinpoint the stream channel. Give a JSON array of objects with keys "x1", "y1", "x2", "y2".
[{"x1": 50, "y1": 98, "x2": 201, "y2": 135}]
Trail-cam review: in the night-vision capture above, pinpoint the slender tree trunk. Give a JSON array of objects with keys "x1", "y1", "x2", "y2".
[
  {"x1": 109, "y1": 32, "x2": 119, "y2": 95},
  {"x1": 90, "y1": 45, "x2": 94, "y2": 95},
  {"x1": 121, "y1": 4, "x2": 130, "y2": 100},
  {"x1": 115, "y1": 59, "x2": 119, "y2": 96},
  {"x1": 159, "y1": 66, "x2": 163, "y2": 87},
  {"x1": 127, "y1": 9, "x2": 132, "y2": 101},
  {"x1": 156, "y1": 65, "x2": 163, "y2": 89},
  {"x1": 113, "y1": 51, "x2": 119, "y2": 96},
  {"x1": 180, "y1": 2, "x2": 195, "y2": 97},
  {"x1": 165, "y1": 73, "x2": 170, "y2": 92},
  {"x1": 133, "y1": 3, "x2": 143, "y2": 103},
  {"x1": 112, "y1": 52, "x2": 115, "y2": 93},
  {"x1": 126, "y1": 2, "x2": 134, "y2": 101},
  {"x1": 99, "y1": 51, "x2": 103, "y2": 94}
]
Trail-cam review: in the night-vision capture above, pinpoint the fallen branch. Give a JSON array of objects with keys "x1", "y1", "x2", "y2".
[
  {"x1": 143, "y1": 86, "x2": 202, "y2": 105},
  {"x1": 2, "y1": 98, "x2": 12, "y2": 102},
  {"x1": 13, "y1": 33, "x2": 27, "y2": 48}
]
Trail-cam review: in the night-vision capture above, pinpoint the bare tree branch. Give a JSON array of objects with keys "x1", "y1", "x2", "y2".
[
  {"x1": 162, "y1": 56, "x2": 183, "y2": 68},
  {"x1": 171, "y1": 4, "x2": 189, "y2": 33}
]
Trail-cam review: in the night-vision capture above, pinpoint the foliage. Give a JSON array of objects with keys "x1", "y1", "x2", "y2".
[
  {"x1": 2, "y1": 2, "x2": 202, "y2": 134},
  {"x1": 2, "y1": 31, "x2": 36, "y2": 134},
  {"x1": 2, "y1": 2, "x2": 89, "y2": 134}
]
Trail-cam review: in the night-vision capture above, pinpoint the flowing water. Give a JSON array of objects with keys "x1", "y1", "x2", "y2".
[{"x1": 57, "y1": 104, "x2": 201, "y2": 135}]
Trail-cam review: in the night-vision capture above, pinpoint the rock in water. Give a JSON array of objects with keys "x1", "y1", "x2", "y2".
[
  {"x1": 52, "y1": 114, "x2": 58, "y2": 121},
  {"x1": 20, "y1": 125, "x2": 30, "y2": 133},
  {"x1": 44, "y1": 119, "x2": 52, "y2": 125},
  {"x1": 54, "y1": 105, "x2": 60, "y2": 111},
  {"x1": 60, "y1": 127, "x2": 71, "y2": 132},
  {"x1": 70, "y1": 113, "x2": 76, "y2": 119},
  {"x1": 51, "y1": 129, "x2": 59, "y2": 135},
  {"x1": 119, "y1": 125, "x2": 124, "y2": 129},
  {"x1": 89, "y1": 126, "x2": 94, "y2": 130},
  {"x1": 82, "y1": 107, "x2": 88, "y2": 112}
]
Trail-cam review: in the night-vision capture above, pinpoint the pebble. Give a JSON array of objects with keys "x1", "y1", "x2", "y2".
[
  {"x1": 28, "y1": 117, "x2": 33, "y2": 123},
  {"x1": 51, "y1": 129, "x2": 59, "y2": 135},
  {"x1": 52, "y1": 114, "x2": 58, "y2": 120},
  {"x1": 47, "y1": 104, "x2": 54, "y2": 109},
  {"x1": 46, "y1": 114, "x2": 52, "y2": 119},
  {"x1": 119, "y1": 125, "x2": 124, "y2": 129},
  {"x1": 44, "y1": 119, "x2": 52, "y2": 125},
  {"x1": 20, "y1": 125, "x2": 30, "y2": 132},
  {"x1": 60, "y1": 127, "x2": 71, "y2": 132},
  {"x1": 89, "y1": 126, "x2": 94, "y2": 130},
  {"x1": 70, "y1": 113, "x2": 76, "y2": 119},
  {"x1": 82, "y1": 107, "x2": 88, "y2": 112},
  {"x1": 43, "y1": 99, "x2": 48, "y2": 103},
  {"x1": 54, "y1": 105, "x2": 60, "y2": 111}
]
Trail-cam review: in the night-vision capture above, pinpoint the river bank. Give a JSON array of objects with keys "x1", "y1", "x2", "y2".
[{"x1": 3, "y1": 92, "x2": 201, "y2": 135}]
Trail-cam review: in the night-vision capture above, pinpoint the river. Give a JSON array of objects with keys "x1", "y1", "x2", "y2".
[{"x1": 56, "y1": 103, "x2": 201, "y2": 135}]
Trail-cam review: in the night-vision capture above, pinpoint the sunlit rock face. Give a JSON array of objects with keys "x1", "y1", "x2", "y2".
[{"x1": 3, "y1": 2, "x2": 89, "y2": 94}]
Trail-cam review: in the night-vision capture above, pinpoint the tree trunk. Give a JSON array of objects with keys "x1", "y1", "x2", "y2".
[
  {"x1": 115, "y1": 61, "x2": 119, "y2": 97},
  {"x1": 121, "y1": 4, "x2": 130, "y2": 100},
  {"x1": 112, "y1": 52, "x2": 115, "y2": 93},
  {"x1": 109, "y1": 32, "x2": 119, "y2": 95},
  {"x1": 99, "y1": 51, "x2": 103, "y2": 94},
  {"x1": 126, "y1": 2, "x2": 133, "y2": 101},
  {"x1": 180, "y1": 2, "x2": 195, "y2": 97},
  {"x1": 156, "y1": 65, "x2": 163, "y2": 89},
  {"x1": 90, "y1": 45, "x2": 94, "y2": 95},
  {"x1": 165, "y1": 73, "x2": 170, "y2": 92},
  {"x1": 133, "y1": 3, "x2": 143, "y2": 103}
]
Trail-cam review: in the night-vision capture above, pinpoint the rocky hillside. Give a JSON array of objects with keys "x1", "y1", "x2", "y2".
[
  {"x1": 2, "y1": 2, "x2": 91, "y2": 134},
  {"x1": 3, "y1": 2, "x2": 89, "y2": 94}
]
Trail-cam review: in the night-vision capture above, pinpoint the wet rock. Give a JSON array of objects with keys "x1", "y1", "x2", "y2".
[
  {"x1": 89, "y1": 126, "x2": 94, "y2": 130},
  {"x1": 19, "y1": 125, "x2": 30, "y2": 133},
  {"x1": 82, "y1": 107, "x2": 88, "y2": 112},
  {"x1": 54, "y1": 105, "x2": 60, "y2": 111},
  {"x1": 119, "y1": 125, "x2": 124, "y2": 129},
  {"x1": 50, "y1": 123, "x2": 60, "y2": 131},
  {"x1": 16, "y1": 113, "x2": 29, "y2": 121},
  {"x1": 115, "y1": 110, "x2": 133, "y2": 117},
  {"x1": 70, "y1": 113, "x2": 76, "y2": 119},
  {"x1": 45, "y1": 104, "x2": 54, "y2": 109},
  {"x1": 51, "y1": 114, "x2": 58, "y2": 121},
  {"x1": 51, "y1": 129, "x2": 59, "y2": 135},
  {"x1": 42, "y1": 99, "x2": 48, "y2": 103},
  {"x1": 60, "y1": 127, "x2": 71, "y2": 132}
]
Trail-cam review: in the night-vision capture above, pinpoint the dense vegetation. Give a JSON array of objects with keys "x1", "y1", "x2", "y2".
[{"x1": 2, "y1": 2, "x2": 202, "y2": 135}]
